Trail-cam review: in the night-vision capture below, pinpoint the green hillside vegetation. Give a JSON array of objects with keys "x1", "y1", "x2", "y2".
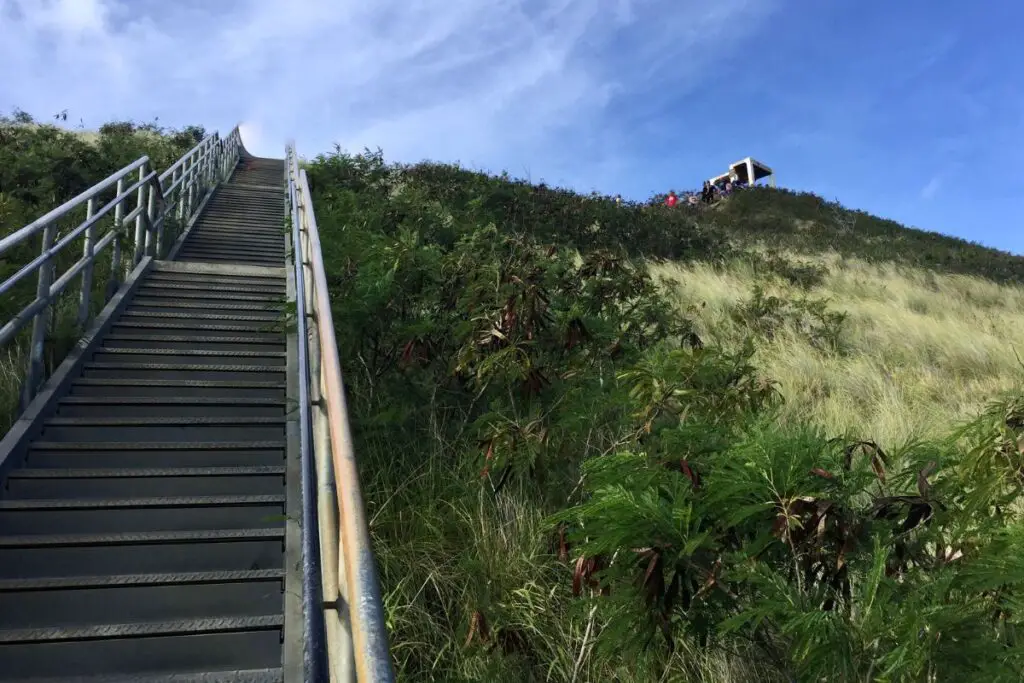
[
  {"x1": 307, "y1": 149, "x2": 1024, "y2": 682},
  {"x1": 4, "y1": 119, "x2": 1024, "y2": 681}
]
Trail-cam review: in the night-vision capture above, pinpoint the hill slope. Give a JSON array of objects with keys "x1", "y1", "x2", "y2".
[{"x1": 306, "y1": 149, "x2": 1024, "y2": 682}]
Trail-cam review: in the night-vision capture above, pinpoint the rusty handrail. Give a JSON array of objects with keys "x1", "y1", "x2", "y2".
[{"x1": 286, "y1": 144, "x2": 395, "y2": 682}]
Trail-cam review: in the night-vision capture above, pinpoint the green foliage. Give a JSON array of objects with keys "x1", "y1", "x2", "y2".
[
  {"x1": 307, "y1": 146, "x2": 1024, "y2": 681},
  {"x1": 731, "y1": 286, "x2": 849, "y2": 354}
]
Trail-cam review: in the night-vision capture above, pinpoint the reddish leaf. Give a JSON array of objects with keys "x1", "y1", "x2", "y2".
[
  {"x1": 680, "y1": 459, "x2": 701, "y2": 490},
  {"x1": 843, "y1": 441, "x2": 888, "y2": 483},
  {"x1": 573, "y1": 556, "x2": 602, "y2": 597},
  {"x1": 557, "y1": 525, "x2": 569, "y2": 563},
  {"x1": 810, "y1": 467, "x2": 835, "y2": 480},
  {"x1": 572, "y1": 556, "x2": 586, "y2": 597}
]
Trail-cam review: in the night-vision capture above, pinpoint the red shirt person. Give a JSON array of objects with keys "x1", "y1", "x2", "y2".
[{"x1": 665, "y1": 190, "x2": 679, "y2": 207}]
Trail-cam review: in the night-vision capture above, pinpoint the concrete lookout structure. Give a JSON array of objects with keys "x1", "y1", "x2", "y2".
[{"x1": 708, "y1": 157, "x2": 776, "y2": 188}]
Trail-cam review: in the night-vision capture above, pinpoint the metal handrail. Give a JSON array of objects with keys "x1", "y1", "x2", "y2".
[
  {"x1": 1, "y1": 127, "x2": 241, "y2": 410},
  {"x1": 286, "y1": 143, "x2": 396, "y2": 683}
]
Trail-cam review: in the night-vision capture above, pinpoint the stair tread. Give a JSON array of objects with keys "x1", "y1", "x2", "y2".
[
  {"x1": 119, "y1": 311, "x2": 281, "y2": 322},
  {"x1": 0, "y1": 568, "x2": 285, "y2": 591},
  {"x1": 7, "y1": 466, "x2": 284, "y2": 481},
  {"x1": 97, "y1": 348, "x2": 285, "y2": 358},
  {"x1": 46, "y1": 416, "x2": 286, "y2": 426},
  {"x1": 128, "y1": 301, "x2": 282, "y2": 311},
  {"x1": 103, "y1": 335, "x2": 283, "y2": 344},
  {"x1": 0, "y1": 614, "x2": 284, "y2": 643},
  {"x1": 72, "y1": 379, "x2": 285, "y2": 388},
  {"x1": 110, "y1": 321, "x2": 283, "y2": 332},
  {"x1": 31, "y1": 441, "x2": 286, "y2": 451},
  {"x1": 6, "y1": 669, "x2": 284, "y2": 683},
  {"x1": 0, "y1": 527, "x2": 285, "y2": 548},
  {"x1": 83, "y1": 362, "x2": 285, "y2": 372},
  {"x1": 60, "y1": 397, "x2": 285, "y2": 405},
  {"x1": 0, "y1": 494, "x2": 285, "y2": 510}
]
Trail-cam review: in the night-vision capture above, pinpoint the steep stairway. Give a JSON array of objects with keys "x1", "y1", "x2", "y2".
[
  {"x1": 175, "y1": 158, "x2": 287, "y2": 266},
  {"x1": 0, "y1": 156, "x2": 302, "y2": 681}
]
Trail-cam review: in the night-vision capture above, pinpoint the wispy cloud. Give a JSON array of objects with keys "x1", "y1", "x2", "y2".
[
  {"x1": 920, "y1": 174, "x2": 942, "y2": 200},
  {"x1": 0, "y1": 0, "x2": 779, "y2": 191}
]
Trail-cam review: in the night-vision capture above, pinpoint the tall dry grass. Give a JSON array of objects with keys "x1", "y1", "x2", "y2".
[{"x1": 651, "y1": 251, "x2": 1024, "y2": 449}]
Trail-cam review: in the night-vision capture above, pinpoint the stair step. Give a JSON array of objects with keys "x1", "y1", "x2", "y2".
[
  {"x1": 141, "y1": 278, "x2": 284, "y2": 292},
  {"x1": 69, "y1": 378, "x2": 285, "y2": 399},
  {"x1": 145, "y1": 273, "x2": 285, "y2": 287},
  {"x1": 93, "y1": 348, "x2": 286, "y2": 367},
  {"x1": 184, "y1": 237, "x2": 283, "y2": 246},
  {"x1": 0, "y1": 570, "x2": 284, "y2": 629},
  {"x1": 0, "y1": 617, "x2": 283, "y2": 680},
  {"x1": 134, "y1": 293, "x2": 283, "y2": 307},
  {"x1": 4, "y1": 465, "x2": 286, "y2": 498},
  {"x1": 57, "y1": 396, "x2": 287, "y2": 419},
  {"x1": 126, "y1": 305, "x2": 281, "y2": 321},
  {"x1": 129, "y1": 299, "x2": 282, "y2": 312},
  {"x1": 5, "y1": 667, "x2": 284, "y2": 683},
  {"x1": 0, "y1": 528, "x2": 286, "y2": 579},
  {"x1": 183, "y1": 235, "x2": 283, "y2": 246},
  {"x1": 178, "y1": 255, "x2": 283, "y2": 265},
  {"x1": 25, "y1": 442, "x2": 286, "y2": 468},
  {"x1": 178, "y1": 247, "x2": 283, "y2": 259},
  {"x1": 118, "y1": 310, "x2": 283, "y2": 323},
  {"x1": 40, "y1": 416, "x2": 287, "y2": 442},
  {"x1": 137, "y1": 283, "x2": 283, "y2": 298},
  {"x1": 81, "y1": 362, "x2": 285, "y2": 383},
  {"x1": 102, "y1": 334, "x2": 285, "y2": 351},
  {"x1": 109, "y1": 321, "x2": 283, "y2": 338},
  {"x1": 194, "y1": 227, "x2": 282, "y2": 233},
  {"x1": 200, "y1": 210, "x2": 283, "y2": 218},
  {"x1": 0, "y1": 494, "x2": 286, "y2": 535}
]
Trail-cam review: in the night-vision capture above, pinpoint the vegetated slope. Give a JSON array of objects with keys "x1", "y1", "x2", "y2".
[
  {"x1": 0, "y1": 112, "x2": 206, "y2": 430},
  {"x1": 307, "y1": 149, "x2": 1024, "y2": 682},
  {"x1": 652, "y1": 252, "x2": 1024, "y2": 450}
]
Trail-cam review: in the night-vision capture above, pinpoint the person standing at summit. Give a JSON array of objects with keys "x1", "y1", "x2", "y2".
[{"x1": 665, "y1": 190, "x2": 678, "y2": 207}]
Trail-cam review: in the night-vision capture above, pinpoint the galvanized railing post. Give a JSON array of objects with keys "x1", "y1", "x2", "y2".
[
  {"x1": 20, "y1": 222, "x2": 58, "y2": 410},
  {"x1": 132, "y1": 164, "x2": 147, "y2": 269},
  {"x1": 146, "y1": 173, "x2": 158, "y2": 258},
  {"x1": 77, "y1": 197, "x2": 97, "y2": 329},
  {"x1": 175, "y1": 165, "x2": 185, "y2": 220},
  {"x1": 185, "y1": 157, "x2": 195, "y2": 217},
  {"x1": 106, "y1": 179, "x2": 125, "y2": 301}
]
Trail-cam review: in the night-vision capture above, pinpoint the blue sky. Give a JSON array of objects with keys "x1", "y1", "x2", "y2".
[{"x1": 1, "y1": 0, "x2": 1021, "y2": 254}]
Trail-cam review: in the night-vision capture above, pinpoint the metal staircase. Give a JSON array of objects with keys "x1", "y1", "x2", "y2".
[{"x1": 0, "y1": 129, "x2": 394, "y2": 681}]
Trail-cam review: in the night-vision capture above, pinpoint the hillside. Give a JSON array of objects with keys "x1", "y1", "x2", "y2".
[
  {"x1": 307, "y1": 149, "x2": 1024, "y2": 682},
  {"x1": 4, "y1": 122, "x2": 1024, "y2": 681}
]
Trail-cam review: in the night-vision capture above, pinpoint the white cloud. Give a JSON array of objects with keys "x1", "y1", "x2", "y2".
[
  {"x1": 920, "y1": 174, "x2": 942, "y2": 200},
  {"x1": 0, "y1": 0, "x2": 779, "y2": 192}
]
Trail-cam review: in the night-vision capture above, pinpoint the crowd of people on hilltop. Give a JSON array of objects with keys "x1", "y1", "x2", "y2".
[
  {"x1": 608, "y1": 172, "x2": 752, "y2": 209},
  {"x1": 663, "y1": 174, "x2": 751, "y2": 208}
]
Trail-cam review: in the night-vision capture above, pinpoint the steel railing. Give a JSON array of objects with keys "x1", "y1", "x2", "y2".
[
  {"x1": 0, "y1": 126, "x2": 242, "y2": 410},
  {"x1": 286, "y1": 143, "x2": 395, "y2": 683}
]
